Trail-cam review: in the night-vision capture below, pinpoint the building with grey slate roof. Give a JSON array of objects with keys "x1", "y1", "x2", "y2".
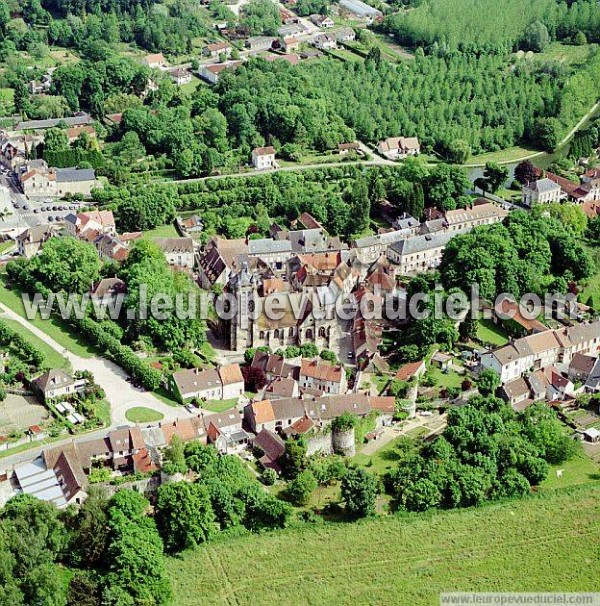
[
  {"x1": 386, "y1": 230, "x2": 464, "y2": 276},
  {"x1": 522, "y1": 177, "x2": 564, "y2": 206}
]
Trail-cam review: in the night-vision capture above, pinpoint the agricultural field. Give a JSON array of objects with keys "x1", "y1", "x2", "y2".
[{"x1": 166, "y1": 484, "x2": 600, "y2": 606}]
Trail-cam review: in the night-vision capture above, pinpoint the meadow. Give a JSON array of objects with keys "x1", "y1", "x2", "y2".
[{"x1": 166, "y1": 484, "x2": 600, "y2": 606}]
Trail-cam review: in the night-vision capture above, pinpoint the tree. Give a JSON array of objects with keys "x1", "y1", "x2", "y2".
[
  {"x1": 184, "y1": 441, "x2": 218, "y2": 473},
  {"x1": 44, "y1": 127, "x2": 69, "y2": 153},
  {"x1": 522, "y1": 20, "x2": 550, "y2": 52},
  {"x1": 286, "y1": 470, "x2": 317, "y2": 506},
  {"x1": 25, "y1": 237, "x2": 101, "y2": 294},
  {"x1": 401, "y1": 478, "x2": 441, "y2": 511},
  {"x1": 241, "y1": 365, "x2": 268, "y2": 392},
  {"x1": 348, "y1": 175, "x2": 370, "y2": 236},
  {"x1": 300, "y1": 343, "x2": 318, "y2": 358},
  {"x1": 69, "y1": 489, "x2": 109, "y2": 567},
  {"x1": 155, "y1": 482, "x2": 216, "y2": 552},
  {"x1": 162, "y1": 435, "x2": 188, "y2": 475},
  {"x1": 67, "y1": 572, "x2": 102, "y2": 606},
  {"x1": 535, "y1": 117, "x2": 562, "y2": 152},
  {"x1": 341, "y1": 468, "x2": 379, "y2": 518},
  {"x1": 103, "y1": 491, "x2": 171, "y2": 606},
  {"x1": 261, "y1": 467, "x2": 278, "y2": 486},
  {"x1": 280, "y1": 439, "x2": 307, "y2": 479},
  {"x1": 514, "y1": 160, "x2": 536, "y2": 185},
  {"x1": 440, "y1": 139, "x2": 470, "y2": 164},
  {"x1": 476, "y1": 368, "x2": 501, "y2": 396},
  {"x1": 319, "y1": 349, "x2": 337, "y2": 364},
  {"x1": 587, "y1": 216, "x2": 600, "y2": 242},
  {"x1": 482, "y1": 162, "x2": 508, "y2": 193}
]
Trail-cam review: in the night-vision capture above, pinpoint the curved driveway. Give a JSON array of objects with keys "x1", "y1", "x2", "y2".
[{"x1": 0, "y1": 302, "x2": 191, "y2": 427}]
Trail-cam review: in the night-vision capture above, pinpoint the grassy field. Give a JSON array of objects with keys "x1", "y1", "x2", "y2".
[
  {"x1": 477, "y1": 319, "x2": 510, "y2": 346},
  {"x1": 202, "y1": 398, "x2": 239, "y2": 413},
  {"x1": 142, "y1": 224, "x2": 180, "y2": 239},
  {"x1": 467, "y1": 145, "x2": 543, "y2": 166},
  {"x1": 166, "y1": 483, "x2": 600, "y2": 606},
  {"x1": 0, "y1": 318, "x2": 69, "y2": 370},
  {"x1": 125, "y1": 406, "x2": 164, "y2": 423},
  {"x1": 0, "y1": 275, "x2": 97, "y2": 358},
  {"x1": 533, "y1": 42, "x2": 594, "y2": 67},
  {"x1": 353, "y1": 435, "x2": 406, "y2": 475},
  {"x1": 579, "y1": 244, "x2": 600, "y2": 309},
  {"x1": 427, "y1": 366, "x2": 464, "y2": 390}
]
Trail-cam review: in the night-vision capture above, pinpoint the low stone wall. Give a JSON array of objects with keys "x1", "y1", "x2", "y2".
[
  {"x1": 306, "y1": 431, "x2": 333, "y2": 456},
  {"x1": 101, "y1": 475, "x2": 161, "y2": 499}
]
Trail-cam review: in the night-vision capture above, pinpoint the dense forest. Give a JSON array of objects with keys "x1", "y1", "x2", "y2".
[
  {"x1": 384, "y1": 0, "x2": 600, "y2": 53},
  {"x1": 440, "y1": 209, "x2": 593, "y2": 300}
]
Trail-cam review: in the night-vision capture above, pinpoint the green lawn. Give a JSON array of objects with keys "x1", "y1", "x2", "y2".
[
  {"x1": 166, "y1": 483, "x2": 600, "y2": 606},
  {"x1": 353, "y1": 435, "x2": 407, "y2": 476},
  {"x1": 0, "y1": 275, "x2": 97, "y2": 358},
  {"x1": 125, "y1": 406, "x2": 165, "y2": 423},
  {"x1": 142, "y1": 223, "x2": 180, "y2": 239},
  {"x1": 539, "y1": 448, "x2": 599, "y2": 491},
  {"x1": 533, "y1": 42, "x2": 594, "y2": 67},
  {"x1": 477, "y1": 319, "x2": 510, "y2": 346},
  {"x1": 0, "y1": 240, "x2": 15, "y2": 254},
  {"x1": 579, "y1": 244, "x2": 600, "y2": 309},
  {"x1": 1, "y1": 318, "x2": 69, "y2": 370},
  {"x1": 202, "y1": 398, "x2": 239, "y2": 413},
  {"x1": 427, "y1": 366, "x2": 464, "y2": 390},
  {"x1": 467, "y1": 144, "x2": 543, "y2": 166}
]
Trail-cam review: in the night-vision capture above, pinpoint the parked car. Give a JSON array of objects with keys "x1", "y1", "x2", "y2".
[{"x1": 185, "y1": 404, "x2": 196, "y2": 413}]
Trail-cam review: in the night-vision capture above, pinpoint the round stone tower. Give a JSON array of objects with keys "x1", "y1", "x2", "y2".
[{"x1": 332, "y1": 426, "x2": 356, "y2": 457}]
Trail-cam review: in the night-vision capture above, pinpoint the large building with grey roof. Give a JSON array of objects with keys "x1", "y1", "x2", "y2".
[{"x1": 386, "y1": 230, "x2": 465, "y2": 276}]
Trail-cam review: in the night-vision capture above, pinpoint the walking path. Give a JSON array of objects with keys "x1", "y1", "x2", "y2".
[{"x1": 0, "y1": 302, "x2": 191, "y2": 428}]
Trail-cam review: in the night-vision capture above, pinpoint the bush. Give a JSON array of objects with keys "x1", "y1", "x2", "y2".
[
  {"x1": 286, "y1": 470, "x2": 317, "y2": 506},
  {"x1": 261, "y1": 468, "x2": 278, "y2": 486}
]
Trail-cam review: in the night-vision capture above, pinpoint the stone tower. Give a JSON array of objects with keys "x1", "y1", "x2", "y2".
[{"x1": 229, "y1": 263, "x2": 257, "y2": 351}]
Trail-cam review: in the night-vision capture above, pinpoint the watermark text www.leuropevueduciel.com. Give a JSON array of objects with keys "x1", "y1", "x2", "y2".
[{"x1": 19, "y1": 284, "x2": 580, "y2": 324}]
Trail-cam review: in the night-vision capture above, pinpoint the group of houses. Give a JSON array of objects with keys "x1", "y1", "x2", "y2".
[
  {"x1": 19, "y1": 160, "x2": 99, "y2": 199},
  {"x1": 0, "y1": 113, "x2": 96, "y2": 172},
  {"x1": 5, "y1": 370, "x2": 394, "y2": 508},
  {"x1": 15, "y1": 207, "x2": 198, "y2": 271},
  {"x1": 141, "y1": 53, "x2": 192, "y2": 85},
  {"x1": 480, "y1": 316, "x2": 600, "y2": 412},
  {"x1": 195, "y1": 202, "x2": 509, "y2": 353},
  {"x1": 522, "y1": 167, "x2": 600, "y2": 209}
]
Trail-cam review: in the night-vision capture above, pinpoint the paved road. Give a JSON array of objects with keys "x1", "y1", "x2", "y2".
[
  {"x1": 0, "y1": 171, "x2": 82, "y2": 233},
  {"x1": 166, "y1": 140, "x2": 395, "y2": 186},
  {"x1": 0, "y1": 302, "x2": 192, "y2": 427}
]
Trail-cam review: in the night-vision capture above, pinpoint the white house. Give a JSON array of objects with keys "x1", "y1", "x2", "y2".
[
  {"x1": 377, "y1": 137, "x2": 420, "y2": 160},
  {"x1": 203, "y1": 41, "x2": 233, "y2": 58},
  {"x1": 198, "y1": 61, "x2": 242, "y2": 84},
  {"x1": 33, "y1": 370, "x2": 86, "y2": 402},
  {"x1": 310, "y1": 14, "x2": 334, "y2": 27},
  {"x1": 335, "y1": 27, "x2": 356, "y2": 42},
  {"x1": 521, "y1": 178, "x2": 563, "y2": 206},
  {"x1": 153, "y1": 237, "x2": 196, "y2": 270},
  {"x1": 169, "y1": 68, "x2": 192, "y2": 86},
  {"x1": 299, "y1": 359, "x2": 347, "y2": 395},
  {"x1": 312, "y1": 33, "x2": 337, "y2": 50},
  {"x1": 251, "y1": 146, "x2": 276, "y2": 169},
  {"x1": 143, "y1": 53, "x2": 168, "y2": 70},
  {"x1": 481, "y1": 321, "x2": 600, "y2": 384}
]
